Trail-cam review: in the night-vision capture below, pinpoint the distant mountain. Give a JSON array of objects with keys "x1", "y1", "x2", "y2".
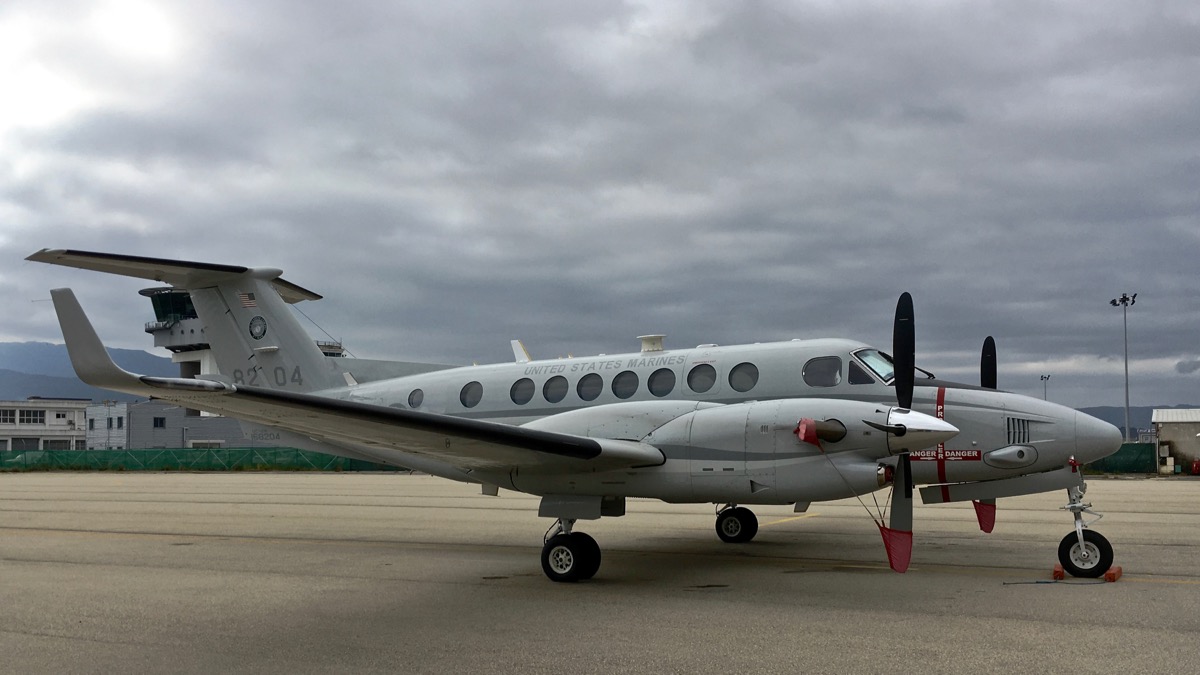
[
  {"x1": 0, "y1": 342, "x2": 175, "y2": 402},
  {"x1": 0, "y1": 342, "x2": 175, "y2": 379}
]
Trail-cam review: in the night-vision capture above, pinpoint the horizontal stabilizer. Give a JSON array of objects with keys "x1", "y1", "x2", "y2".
[{"x1": 29, "y1": 249, "x2": 320, "y2": 303}]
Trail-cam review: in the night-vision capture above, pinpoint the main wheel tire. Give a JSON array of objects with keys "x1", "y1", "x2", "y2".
[
  {"x1": 542, "y1": 534, "x2": 582, "y2": 582},
  {"x1": 1057, "y1": 529, "x2": 1113, "y2": 578},
  {"x1": 573, "y1": 532, "x2": 602, "y2": 580},
  {"x1": 716, "y1": 507, "x2": 759, "y2": 544}
]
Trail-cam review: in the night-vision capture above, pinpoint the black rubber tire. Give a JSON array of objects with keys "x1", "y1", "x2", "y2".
[
  {"x1": 716, "y1": 507, "x2": 759, "y2": 544},
  {"x1": 1057, "y1": 529, "x2": 1113, "y2": 578},
  {"x1": 541, "y1": 533, "x2": 602, "y2": 582},
  {"x1": 573, "y1": 532, "x2": 602, "y2": 580}
]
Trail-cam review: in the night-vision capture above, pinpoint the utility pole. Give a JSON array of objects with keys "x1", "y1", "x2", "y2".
[{"x1": 1110, "y1": 293, "x2": 1137, "y2": 442}]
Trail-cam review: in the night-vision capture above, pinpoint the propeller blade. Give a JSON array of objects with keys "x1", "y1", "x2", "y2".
[
  {"x1": 981, "y1": 336, "x2": 997, "y2": 390},
  {"x1": 893, "y1": 293, "x2": 915, "y2": 410},
  {"x1": 879, "y1": 452, "x2": 914, "y2": 573},
  {"x1": 972, "y1": 499, "x2": 997, "y2": 533}
]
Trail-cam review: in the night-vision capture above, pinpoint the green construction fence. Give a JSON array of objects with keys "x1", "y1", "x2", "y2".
[
  {"x1": 0, "y1": 448, "x2": 403, "y2": 472},
  {"x1": 1084, "y1": 443, "x2": 1157, "y2": 474}
]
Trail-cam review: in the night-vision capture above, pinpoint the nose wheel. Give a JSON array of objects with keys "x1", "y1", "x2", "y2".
[
  {"x1": 1057, "y1": 484, "x2": 1113, "y2": 578},
  {"x1": 1058, "y1": 529, "x2": 1113, "y2": 578}
]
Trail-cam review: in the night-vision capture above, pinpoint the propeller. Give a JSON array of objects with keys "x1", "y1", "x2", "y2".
[
  {"x1": 881, "y1": 292, "x2": 916, "y2": 572},
  {"x1": 981, "y1": 336, "x2": 997, "y2": 390},
  {"x1": 976, "y1": 336, "x2": 998, "y2": 529}
]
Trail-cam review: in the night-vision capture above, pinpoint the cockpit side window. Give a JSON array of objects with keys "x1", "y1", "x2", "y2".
[
  {"x1": 802, "y1": 356, "x2": 842, "y2": 387},
  {"x1": 854, "y1": 349, "x2": 894, "y2": 382},
  {"x1": 848, "y1": 361, "x2": 875, "y2": 385},
  {"x1": 853, "y1": 349, "x2": 936, "y2": 383}
]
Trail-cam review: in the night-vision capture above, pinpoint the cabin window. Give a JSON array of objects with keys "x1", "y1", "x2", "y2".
[
  {"x1": 510, "y1": 378, "x2": 535, "y2": 405},
  {"x1": 802, "y1": 357, "x2": 842, "y2": 387},
  {"x1": 543, "y1": 376, "x2": 568, "y2": 403},
  {"x1": 728, "y1": 362, "x2": 759, "y2": 392},
  {"x1": 577, "y1": 374, "x2": 603, "y2": 401},
  {"x1": 687, "y1": 364, "x2": 717, "y2": 393},
  {"x1": 460, "y1": 382, "x2": 483, "y2": 408},
  {"x1": 408, "y1": 389, "x2": 424, "y2": 408},
  {"x1": 612, "y1": 371, "x2": 639, "y2": 399},
  {"x1": 648, "y1": 368, "x2": 676, "y2": 397},
  {"x1": 849, "y1": 361, "x2": 875, "y2": 385}
]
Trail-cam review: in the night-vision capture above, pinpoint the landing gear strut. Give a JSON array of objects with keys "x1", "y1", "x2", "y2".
[
  {"x1": 540, "y1": 518, "x2": 602, "y2": 582},
  {"x1": 715, "y1": 504, "x2": 759, "y2": 543},
  {"x1": 1057, "y1": 484, "x2": 1113, "y2": 578}
]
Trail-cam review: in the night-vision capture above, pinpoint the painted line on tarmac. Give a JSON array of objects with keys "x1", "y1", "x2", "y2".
[{"x1": 762, "y1": 513, "x2": 821, "y2": 527}]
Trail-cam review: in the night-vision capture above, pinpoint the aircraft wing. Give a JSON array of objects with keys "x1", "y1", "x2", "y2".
[{"x1": 49, "y1": 288, "x2": 664, "y2": 473}]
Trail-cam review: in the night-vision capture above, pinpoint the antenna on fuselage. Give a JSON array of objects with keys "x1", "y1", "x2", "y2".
[
  {"x1": 511, "y1": 340, "x2": 531, "y2": 364},
  {"x1": 638, "y1": 335, "x2": 665, "y2": 353}
]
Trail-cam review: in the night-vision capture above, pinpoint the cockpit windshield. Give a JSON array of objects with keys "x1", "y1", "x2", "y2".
[{"x1": 854, "y1": 349, "x2": 935, "y2": 383}]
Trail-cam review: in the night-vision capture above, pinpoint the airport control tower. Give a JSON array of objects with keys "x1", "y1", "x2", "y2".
[{"x1": 139, "y1": 287, "x2": 344, "y2": 382}]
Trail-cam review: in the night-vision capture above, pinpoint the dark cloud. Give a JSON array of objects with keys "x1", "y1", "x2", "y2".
[
  {"x1": 1177, "y1": 360, "x2": 1200, "y2": 375},
  {"x1": 3, "y1": 0, "x2": 1198, "y2": 407}
]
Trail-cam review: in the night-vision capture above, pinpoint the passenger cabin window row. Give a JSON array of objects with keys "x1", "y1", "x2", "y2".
[{"x1": 407, "y1": 355, "x2": 864, "y2": 410}]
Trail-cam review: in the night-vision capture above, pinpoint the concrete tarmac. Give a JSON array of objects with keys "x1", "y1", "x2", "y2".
[{"x1": 2, "y1": 472, "x2": 1199, "y2": 674}]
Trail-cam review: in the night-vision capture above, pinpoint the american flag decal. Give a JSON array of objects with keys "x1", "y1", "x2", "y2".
[{"x1": 238, "y1": 292, "x2": 257, "y2": 308}]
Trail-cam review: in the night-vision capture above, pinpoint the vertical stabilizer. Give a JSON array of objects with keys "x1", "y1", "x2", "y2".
[{"x1": 187, "y1": 271, "x2": 344, "y2": 393}]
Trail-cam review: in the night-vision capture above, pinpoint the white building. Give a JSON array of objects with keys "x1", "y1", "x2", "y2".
[
  {"x1": 85, "y1": 401, "x2": 130, "y2": 450},
  {"x1": 0, "y1": 398, "x2": 89, "y2": 451},
  {"x1": 1152, "y1": 409, "x2": 1200, "y2": 467}
]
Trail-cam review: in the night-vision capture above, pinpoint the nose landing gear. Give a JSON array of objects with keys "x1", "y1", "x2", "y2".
[{"x1": 1057, "y1": 484, "x2": 1113, "y2": 578}]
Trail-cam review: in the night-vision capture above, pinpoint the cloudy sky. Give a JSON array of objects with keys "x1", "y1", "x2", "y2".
[{"x1": 2, "y1": 0, "x2": 1197, "y2": 409}]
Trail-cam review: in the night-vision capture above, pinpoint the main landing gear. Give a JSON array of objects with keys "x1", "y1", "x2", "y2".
[
  {"x1": 1057, "y1": 484, "x2": 1113, "y2": 578},
  {"x1": 540, "y1": 519, "x2": 602, "y2": 582},
  {"x1": 715, "y1": 504, "x2": 759, "y2": 544}
]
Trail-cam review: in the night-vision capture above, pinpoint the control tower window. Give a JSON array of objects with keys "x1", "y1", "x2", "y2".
[{"x1": 802, "y1": 357, "x2": 842, "y2": 388}]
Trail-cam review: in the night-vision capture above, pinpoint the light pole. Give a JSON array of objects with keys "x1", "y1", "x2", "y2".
[
  {"x1": 1110, "y1": 292, "x2": 1137, "y2": 442},
  {"x1": 1040, "y1": 374, "x2": 1051, "y2": 401}
]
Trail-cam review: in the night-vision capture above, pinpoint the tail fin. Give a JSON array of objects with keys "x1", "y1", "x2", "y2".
[{"x1": 28, "y1": 249, "x2": 346, "y2": 393}]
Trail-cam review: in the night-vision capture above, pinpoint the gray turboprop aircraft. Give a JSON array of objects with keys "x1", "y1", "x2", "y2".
[{"x1": 28, "y1": 249, "x2": 1122, "y2": 582}]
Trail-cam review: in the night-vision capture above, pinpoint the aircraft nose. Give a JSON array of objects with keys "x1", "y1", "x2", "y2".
[{"x1": 1075, "y1": 411, "x2": 1123, "y2": 462}]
